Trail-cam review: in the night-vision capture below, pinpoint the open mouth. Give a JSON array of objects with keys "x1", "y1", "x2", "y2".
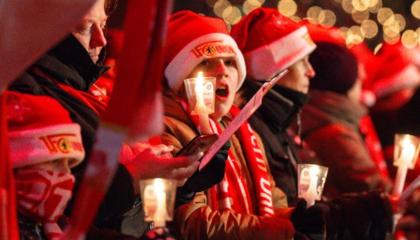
[{"x1": 215, "y1": 84, "x2": 229, "y2": 98}]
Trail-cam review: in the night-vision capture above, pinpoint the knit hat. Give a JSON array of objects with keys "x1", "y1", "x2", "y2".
[
  {"x1": 164, "y1": 10, "x2": 246, "y2": 92},
  {"x1": 231, "y1": 8, "x2": 316, "y2": 81},
  {"x1": 7, "y1": 92, "x2": 85, "y2": 168},
  {"x1": 309, "y1": 42, "x2": 359, "y2": 94},
  {"x1": 366, "y1": 42, "x2": 420, "y2": 98}
]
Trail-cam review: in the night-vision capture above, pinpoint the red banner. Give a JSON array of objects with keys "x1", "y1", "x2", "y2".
[
  {"x1": 0, "y1": 94, "x2": 19, "y2": 239},
  {"x1": 0, "y1": 0, "x2": 96, "y2": 90},
  {"x1": 65, "y1": 0, "x2": 172, "y2": 238}
]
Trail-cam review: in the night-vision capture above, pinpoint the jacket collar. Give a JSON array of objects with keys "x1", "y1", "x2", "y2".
[
  {"x1": 35, "y1": 34, "x2": 107, "y2": 91},
  {"x1": 242, "y1": 80, "x2": 308, "y2": 133}
]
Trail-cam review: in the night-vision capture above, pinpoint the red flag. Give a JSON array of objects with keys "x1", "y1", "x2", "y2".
[
  {"x1": 126, "y1": 0, "x2": 173, "y2": 141},
  {"x1": 64, "y1": 0, "x2": 172, "y2": 238},
  {"x1": 0, "y1": 93, "x2": 19, "y2": 239},
  {"x1": 0, "y1": 0, "x2": 96, "y2": 90}
]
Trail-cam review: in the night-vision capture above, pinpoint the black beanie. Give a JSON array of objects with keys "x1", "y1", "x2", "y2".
[{"x1": 309, "y1": 42, "x2": 358, "y2": 95}]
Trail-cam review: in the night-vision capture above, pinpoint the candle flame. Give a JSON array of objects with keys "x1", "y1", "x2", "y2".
[
  {"x1": 309, "y1": 165, "x2": 321, "y2": 178},
  {"x1": 195, "y1": 71, "x2": 206, "y2": 111},
  {"x1": 400, "y1": 137, "x2": 416, "y2": 165},
  {"x1": 195, "y1": 72, "x2": 204, "y2": 96},
  {"x1": 153, "y1": 178, "x2": 167, "y2": 227}
]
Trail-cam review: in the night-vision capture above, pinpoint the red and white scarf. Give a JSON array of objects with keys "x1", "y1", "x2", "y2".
[
  {"x1": 185, "y1": 102, "x2": 274, "y2": 216},
  {"x1": 15, "y1": 169, "x2": 75, "y2": 240}
]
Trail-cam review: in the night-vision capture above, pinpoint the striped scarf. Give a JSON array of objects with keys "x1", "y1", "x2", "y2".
[{"x1": 186, "y1": 102, "x2": 274, "y2": 216}]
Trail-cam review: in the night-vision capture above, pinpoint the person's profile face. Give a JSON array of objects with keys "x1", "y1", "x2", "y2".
[
  {"x1": 277, "y1": 56, "x2": 315, "y2": 94},
  {"x1": 72, "y1": 0, "x2": 108, "y2": 63},
  {"x1": 187, "y1": 56, "x2": 239, "y2": 120}
]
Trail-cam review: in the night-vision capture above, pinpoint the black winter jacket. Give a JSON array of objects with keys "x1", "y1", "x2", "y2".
[
  {"x1": 10, "y1": 35, "x2": 138, "y2": 238},
  {"x1": 240, "y1": 80, "x2": 312, "y2": 205}
]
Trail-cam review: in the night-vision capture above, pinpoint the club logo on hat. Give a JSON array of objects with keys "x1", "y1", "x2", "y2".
[
  {"x1": 192, "y1": 41, "x2": 235, "y2": 58},
  {"x1": 40, "y1": 134, "x2": 84, "y2": 154}
]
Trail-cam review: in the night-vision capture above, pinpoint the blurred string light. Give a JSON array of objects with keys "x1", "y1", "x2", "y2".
[
  {"x1": 377, "y1": 7, "x2": 393, "y2": 24},
  {"x1": 383, "y1": 17, "x2": 401, "y2": 37},
  {"x1": 209, "y1": 0, "x2": 416, "y2": 49},
  {"x1": 222, "y1": 5, "x2": 242, "y2": 24},
  {"x1": 417, "y1": 27, "x2": 420, "y2": 43},
  {"x1": 360, "y1": 19, "x2": 378, "y2": 38},
  {"x1": 346, "y1": 25, "x2": 365, "y2": 45},
  {"x1": 306, "y1": 6, "x2": 336, "y2": 27},
  {"x1": 352, "y1": 0, "x2": 370, "y2": 12},
  {"x1": 243, "y1": 0, "x2": 264, "y2": 14},
  {"x1": 307, "y1": 5, "x2": 322, "y2": 23},
  {"x1": 401, "y1": 30, "x2": 418, "y2": 48},
  {"x1": 213, "y1": 0, "x2": 231, "y2": 18},
  {"x1": 318, "y1": 9, "x2": 336, "y2": 27},
  {"x1": 278, "y1": 0, "x2": 297, "y2": 17},
  {"x1": 394, "y1": 14, "x2": 406, "y2": 31},
  {"x1": 368, "y1": 0, "x2": 382, "y2": 13},
  {"x1": 351, "y1": 10, "x2": 369, "y2": 23},
  {"x1": 339, "y1": 26, "x2": 349, "y2": 35},
  {"x1": 383, "y1": 32, "x2": 400, "y2": 44},
  {"x1": 342, "y1": 0, "x2": 354, "y2": 14},
  {"x1": 350, "y1": 0, "x2": 381, "y2": 12},
  {"x1": 412, "y1": 1, "x2": 420, "y2": 19}
]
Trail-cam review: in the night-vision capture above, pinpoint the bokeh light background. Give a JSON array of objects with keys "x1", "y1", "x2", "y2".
[{"x1": 109, "y1": 0, "x2": 419, "y2": 50}]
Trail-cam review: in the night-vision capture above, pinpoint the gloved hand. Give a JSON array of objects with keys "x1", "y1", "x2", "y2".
[
  {"x1": 291, "y1": 199, "x2": 328, "y2": 240},
  {"x1": 178, "y1": 141, "x2": 230, "y2": 193},
  {"x1": 326, "y1": 191, "x2": 393, "y2": 240}
]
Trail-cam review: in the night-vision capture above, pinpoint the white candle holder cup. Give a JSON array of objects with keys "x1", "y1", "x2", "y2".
[
  {"x1": 184, "y1": 76, "x2": 215, "y2": 115},
  {"x1": 393, "y1": 134, "x2": 420, "y2": 169},
  {"x1": 297, "y1": 164, "x2": 328, "y2": 207},
  {"x1": 392, "y1": 134, "x2": 420, "y2": 196},
  {"x1": 139, "y1": 178, "x2": 177, "y2": 228}
]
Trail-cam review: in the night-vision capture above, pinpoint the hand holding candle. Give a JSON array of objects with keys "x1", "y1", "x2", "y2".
[
  {"x1": 184, "y1": 72, "x2": 215, "y2": 134},
  {"x1": 140, "y1": 178, "x2": 177, "y2": 228},
  {"x1": 393, "y1": 134, "x2": 420, "y2": 197}
]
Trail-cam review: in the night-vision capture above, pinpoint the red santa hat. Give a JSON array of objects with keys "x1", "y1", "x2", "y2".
[
  {"x1": 164, "y1": 10, "x2": 246, "y2": 92},
  {"x1": 305, "y1": 21, "x2": 345, "y2": 46},
  {"x1": 366, "y1": 42, "x2": 420, "y2": 98},
  {"x1": 7, "y1": 92, "x2": 85, "y2": 168},
  {"x1": 231, "y1": 8, "x2": 316, "y2": 80}
]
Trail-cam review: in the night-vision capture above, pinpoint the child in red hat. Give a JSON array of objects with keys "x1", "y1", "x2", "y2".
[
  {"x1": 161, "y1": 10, "x2": 296, "y2": 240},
  {"x1": 7, "y1": 91, "x2": 84, "y2": 239}
]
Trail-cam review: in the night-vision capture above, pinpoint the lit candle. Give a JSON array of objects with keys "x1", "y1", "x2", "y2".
[
  {"x1": 153, "y1": 179, "x2": 167, "y2": 227},
  {"x1": 304, "y1": 166, "x2": 320, "y2": 207},
  {"x1": 393, "y1": 136, "x2": 416, "y2": 196},
  {"x1": 194, "y1": 72, "x2": 212, "y2": 134}
]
